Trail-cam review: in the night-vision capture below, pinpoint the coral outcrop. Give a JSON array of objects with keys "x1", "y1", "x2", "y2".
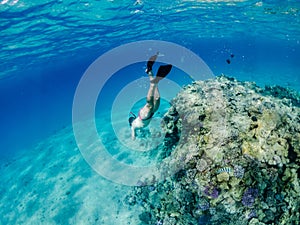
[{"x1": 126, "y1": 76, "x2": 300, "y2": 225}]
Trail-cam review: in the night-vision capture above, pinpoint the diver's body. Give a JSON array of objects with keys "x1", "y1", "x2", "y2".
[{"x1": 129, "y1": 54, "x2": 172, "y2": 140}]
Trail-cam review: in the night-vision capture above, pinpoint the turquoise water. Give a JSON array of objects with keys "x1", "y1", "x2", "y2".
[{"x1": 0, "y1": 0, "x2": 300, "y2": 224}]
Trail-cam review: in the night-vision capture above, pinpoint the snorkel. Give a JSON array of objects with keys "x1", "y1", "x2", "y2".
[{"x1": 128, "y1": 112, "x2": 137, "y2": 127}]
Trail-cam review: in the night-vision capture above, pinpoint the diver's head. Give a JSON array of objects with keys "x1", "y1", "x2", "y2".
[
  {"x1": 128, "y1": 116, "x2": 135, "y2": 127},
  {"x1": 128, "y1": 112, "x2": 137, "y2": 127}
]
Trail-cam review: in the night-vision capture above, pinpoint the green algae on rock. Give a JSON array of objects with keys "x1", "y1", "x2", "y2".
[{"x1": 126, "y1": 76, "x2": 300, "y2": 225}]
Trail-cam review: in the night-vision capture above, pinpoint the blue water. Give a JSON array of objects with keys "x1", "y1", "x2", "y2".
[
  {"x1": 0, "y1": 0, "x2": 299, "y2": 223},
  {"x1": 1, "y1": 0, "x2": 300, "y2": 157}
]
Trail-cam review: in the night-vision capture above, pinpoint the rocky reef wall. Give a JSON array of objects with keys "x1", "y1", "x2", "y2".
[{"x1": 126, "y1": 76, "x2": 300, "y2": 225}]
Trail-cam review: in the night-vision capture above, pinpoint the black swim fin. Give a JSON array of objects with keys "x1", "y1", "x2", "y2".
[
  {"x1": 156, "y1": 64, "x2": 172, "y2": 79},
  {"x1": 146, "y1": 53, "x2": 158, "y2": 73}
]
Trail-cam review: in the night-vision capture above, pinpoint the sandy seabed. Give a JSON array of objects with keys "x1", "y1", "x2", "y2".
[{"x1": 0, "y1": 122, "x2": 142, "y2": 225}]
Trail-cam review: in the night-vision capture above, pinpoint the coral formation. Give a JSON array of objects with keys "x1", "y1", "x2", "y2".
[
  {"x1": 126, "y1": 76, "x2": 300, "y2": 225},
  {"x1": 234, "y1": 165, "x2": 245, "y2": 179},
  {"x1": 242, "y1": 188, "x2": 258, "y2": 207}
]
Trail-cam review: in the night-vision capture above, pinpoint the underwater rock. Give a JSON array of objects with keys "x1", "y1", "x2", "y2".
[{"x1": 127, "y1": 76, "x2": 300, "y2": 225}]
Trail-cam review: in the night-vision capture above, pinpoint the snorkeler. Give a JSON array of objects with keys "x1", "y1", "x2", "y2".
[{"x1": 129, "y1": 53, "x2": 172, "y2": 140}]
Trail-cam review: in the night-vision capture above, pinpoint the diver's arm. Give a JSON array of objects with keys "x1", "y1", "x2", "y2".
[{"x1": 131, "y1": 126, "x2": 136, "y2": 140}]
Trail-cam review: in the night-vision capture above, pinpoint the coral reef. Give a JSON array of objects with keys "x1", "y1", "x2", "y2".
[
  {"x1": 234, "y1": 165, "x2": 245, "y2": 179},
  {"x1": 242, "y1": 188, "x2": 258, "y2": 207},
  {"x1": 126, "y1": 76, "x2": 300, "y2": 225}
]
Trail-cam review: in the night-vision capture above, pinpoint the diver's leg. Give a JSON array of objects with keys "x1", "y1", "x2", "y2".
[
  {"x1": 138, "y1": 54, "x2": 159, "y2": 119},
  {"x1": 145, "y1": 82, "x2": 156, "y2": 108},
  {"x1": 153, "y1": 86, "x2": 160, "y2": 112},
  {"x1": 147, "y1": 70, "x2": 156, "y2": 83},
  {"x1": 139, "y1": 80, "x2": 156, "y2": 119},
  {"x1": 146, "y1": 69, "x2": 156, "y2": 105}
]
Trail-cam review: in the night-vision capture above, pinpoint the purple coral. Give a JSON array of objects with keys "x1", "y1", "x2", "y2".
[
  {"x1": 233, "y1": 165, "x2": 245, "y2": 179},
  {"x1": 198, "y1": 200, "x2": 210, "y2": 211},
  {"x1": 242, "y1": 188, "x2": 258, "y2": 207},
  {"x1": 198, "y1": 215, "x2": 210, "y2": 225},
  {"x1": 203, "y1": 185, "x2": 219, "y2": 199}
]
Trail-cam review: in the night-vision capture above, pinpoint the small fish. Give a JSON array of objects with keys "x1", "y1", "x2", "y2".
[
  {"x1": 217, "y1": 167, "x2": 232, "y2": 174},
  {"x1": 226, "y1": 59, "x2": 231, "y2": 64},
  {"x1": 230, "y1": 54, "x2": 235, "y2": 58}
]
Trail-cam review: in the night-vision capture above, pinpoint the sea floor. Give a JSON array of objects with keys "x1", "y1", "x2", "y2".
[{"x1": 0, "y1": 121, "x2": 143, "y2": 225}]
